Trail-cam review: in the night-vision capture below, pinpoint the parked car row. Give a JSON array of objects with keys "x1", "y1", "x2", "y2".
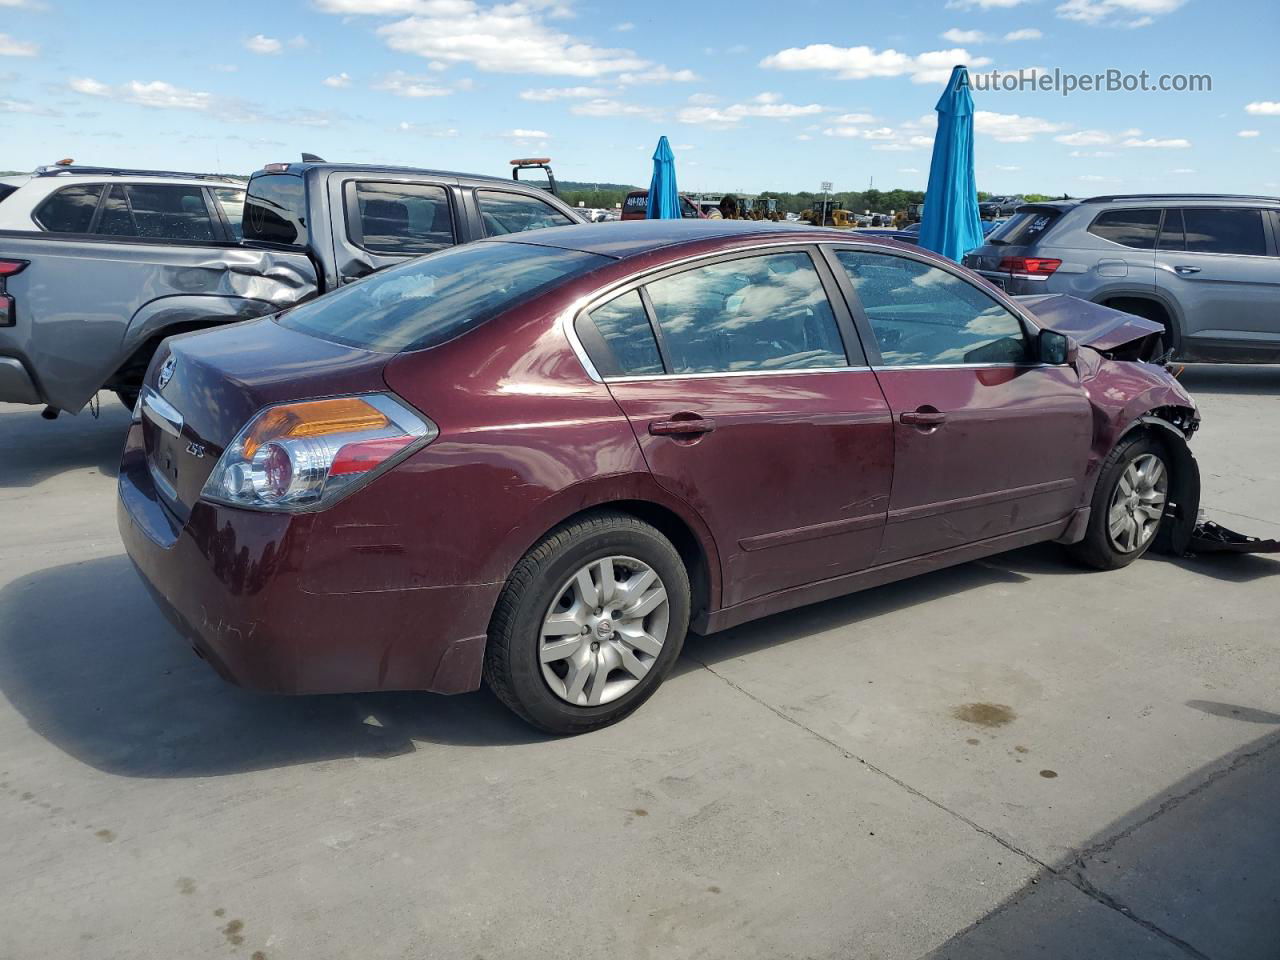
[{"x1": 0, "y1": 160, "x2": 585, "y2": 414}]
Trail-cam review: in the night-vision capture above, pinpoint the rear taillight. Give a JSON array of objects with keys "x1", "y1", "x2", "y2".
[
  {"x1": 201, "y1": 394, "x2": 436, "y2": 512},
  {"x1": 998, "y1": 256, "x2": 1062, "y2": 278},
  {"x1": 0, "y1": 259, "x2": 27, "y2": 327}
]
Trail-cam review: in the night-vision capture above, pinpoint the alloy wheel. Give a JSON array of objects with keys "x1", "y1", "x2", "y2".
[
  {"x1": 539, "y1": 556, "x2": 670, "y2": 707},
  {"x1": 1107, "y1": 453, "x2": 1168, "y2": 553}
]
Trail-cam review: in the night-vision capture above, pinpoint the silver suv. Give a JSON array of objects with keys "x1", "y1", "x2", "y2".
[{"x1": 964, "y1": 194, "x2": 1280, "y2": 362}]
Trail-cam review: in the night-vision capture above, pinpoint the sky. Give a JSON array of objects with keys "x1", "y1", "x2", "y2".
[{"x1": 1, "y1": 0, "x2": 1277, "y2": 196}]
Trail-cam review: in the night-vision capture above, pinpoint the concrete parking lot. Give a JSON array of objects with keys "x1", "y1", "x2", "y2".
[{"x1": 1, "y1": 366, "x2": 1277, "y2": 960}]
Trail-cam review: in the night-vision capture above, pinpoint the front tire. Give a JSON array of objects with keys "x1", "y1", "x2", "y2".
[
  {"x1": 484, "y1": 512, "x2": 690, "y2": 735},
  {"x1": 1068, "y1": 435, "x2": 1170, "y2": 570}
]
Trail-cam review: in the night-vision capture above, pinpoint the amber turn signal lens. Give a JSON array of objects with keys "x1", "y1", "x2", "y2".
[{"x1": 242, "y1": 397, "x2": 390, "y2": 459}]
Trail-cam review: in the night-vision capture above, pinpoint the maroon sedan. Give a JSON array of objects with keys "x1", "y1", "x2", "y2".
[{"x1": 118, "y1": 220, "x2": 1200, "y2": 733}]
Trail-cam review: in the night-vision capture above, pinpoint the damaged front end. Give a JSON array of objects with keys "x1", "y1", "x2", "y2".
[{"x1": 1020, "y1": 294, "x2": 1278, "y2": 558}]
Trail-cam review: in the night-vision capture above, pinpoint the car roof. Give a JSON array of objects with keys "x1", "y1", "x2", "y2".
[
  {"x1": 484, "y1": 218, "x2": 882, "y2": 259},
  {"x1": 261, "y1": 161, "x2": 516, "y2": 187}
]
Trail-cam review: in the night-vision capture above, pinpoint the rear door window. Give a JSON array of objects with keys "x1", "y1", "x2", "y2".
[
  {"x1": 122, "y1": 184, "x2": 216, "y2": 240},
  {"x1": 33, "y1": 184, "x2": 103, "y2": 233},
  {"x1": 97, "y1": 185, "x2": 138, "y2": 237},
  {"x1": 242, "y1": 174, "x2": 308, "y2": 246},
  {"x1": 277, "y1": 240, "x2": 607, "y2": 353},
  {"x1": 351, "y1": 181, "x2": 455, "y2": 255},
  {"x1": 214, "y1": 187, "x2": 245, "y2": 240},
  {"x1": 577, "y1": 290, "x2": 664, "y2": 377},
  {"x1": 1180, "y1": 208, "x2": 1267, "y2": 256},
  {"x1": 643, "y1": 251, "x2": 848, "y2": 374},
  {"x1": 1158, "y1": 208, "x2": 1185, "y2": 250},
  {"x1": 1087, "y1": 208, "x2": 1161, "y2": 249},
  {"x1": 476, "y1": 190, "x2": 574, "y2": 236}
]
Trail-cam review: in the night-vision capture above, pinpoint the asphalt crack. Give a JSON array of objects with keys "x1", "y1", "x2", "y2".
[{"x1": 686, "y1": 654, "x2": 1219, "y2": 960}]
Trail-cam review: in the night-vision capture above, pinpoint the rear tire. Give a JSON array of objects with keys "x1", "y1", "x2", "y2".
[
  {"x1": 1068, "y1": 435, "x2": 1170, "y2": 570},
  {"x1": 484, "y1": 512, "x2": 690, "y2": 735}
]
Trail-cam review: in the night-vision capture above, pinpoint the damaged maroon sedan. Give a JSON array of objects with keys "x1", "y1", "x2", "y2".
[{"x1": 118, "y1": 220, "x2": 1202, "y2": 733}]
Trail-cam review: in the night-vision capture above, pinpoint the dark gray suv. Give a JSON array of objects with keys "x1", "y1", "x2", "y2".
[{"x1": 964, "y1": 195, "x2": 1280, "y2": 362}]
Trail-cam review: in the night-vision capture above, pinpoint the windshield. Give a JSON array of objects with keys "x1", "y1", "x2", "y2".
[
  {"x1": 986, "y1": 208, "x2": 1063, "y2": 246},
  {"x1": 242, "y1": 173, "x2": 307, "y2": 246},
  {"x1": 276, "y1": 240, "x2": 609, "y2": 353}
]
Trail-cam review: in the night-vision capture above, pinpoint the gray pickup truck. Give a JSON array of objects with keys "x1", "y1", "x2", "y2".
[{"x1": 0, "y1": 159, "x2": 583, "y2": 415}]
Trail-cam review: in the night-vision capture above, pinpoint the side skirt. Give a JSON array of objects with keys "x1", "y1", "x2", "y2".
[{"x1": 692, "y1": 516, "x2": 1072, "y2": 635}]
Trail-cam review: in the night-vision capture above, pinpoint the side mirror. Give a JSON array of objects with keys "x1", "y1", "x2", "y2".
[{"x1": 1038, "y1": 329, "x2": 1079, "y2": 366}]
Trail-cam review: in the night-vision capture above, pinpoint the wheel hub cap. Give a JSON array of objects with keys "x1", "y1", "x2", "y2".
[
  {"x1": 1107, "y1": 453, "x2": 1168, "y2": 554},
  {"x1": 539, "y1": 556, "x2": 670, "y2": 707}
]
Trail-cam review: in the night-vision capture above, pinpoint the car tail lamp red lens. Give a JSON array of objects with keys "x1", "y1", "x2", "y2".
[
  {"x1": 998, "y1": 256, "x2": 1062, "y2": 277},
  {"x1": 0, "y1": 260, "x2": 26, "y2": 327},
  {"x1": 201, "y1": 394, "x2": 436, "y2": 511}
]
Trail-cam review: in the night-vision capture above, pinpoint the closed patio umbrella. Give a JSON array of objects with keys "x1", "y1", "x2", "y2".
[
  {"x1": 646, "y1": 136, "x2": 681, "y2": 220},
  {"x1": 918, "y1": 65, "x2": 985, "y2": 261}
]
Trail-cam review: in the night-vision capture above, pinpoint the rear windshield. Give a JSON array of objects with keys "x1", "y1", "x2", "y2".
[
  {"x1": 242, "y1": 174, "x2": 307, "y2": 246},
  {"x1": 276, "y1": 240, "x2": 609, "y2": 353},
  {"x1": 986, "y1": 207, "x2": 1063, "y2": 246}
]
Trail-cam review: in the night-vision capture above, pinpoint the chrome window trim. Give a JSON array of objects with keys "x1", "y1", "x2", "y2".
[
  {"x1": 869, "y1": 361, "x2": 1054, "y2": 372},
  {"x1": 603, "y1": 365, "x2": 873, "y2": 384},
  {"x1": 559, "y1": 237, "x2": 873, "y2": 384}
]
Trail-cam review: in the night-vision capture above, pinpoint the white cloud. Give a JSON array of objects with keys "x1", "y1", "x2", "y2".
[
  {"x1": 1004, "y1": 28, "x2": 1043, "y2": 40},
  {"x1": 1169, "y1": 168, "x2": 1196, "y2": 174},
  {"x1": 1055, "y1": 129, "x2": 1113, "y2": 146},
  {"x1": 1122, "y1": 136, "x2": 1191, "y2": 148},
  {"x1": 519, "y1": 85, "x2": 608, "y2": 100},
  {"x1": 995, "y1": 164, "x2": 1021, "y2": 170},
  {"x1": 71, "y1": 77, "x2": 214, "y2": 110},
  {"x1": 614, "y1": 21, "x2": 634, "y2": 31},
  {"x1": 1069, "y1": 149, "x2": 1115, "y2": 158},
  {"x1": 974, "y1": 109, "x2": 1067, "y2": 142},
  {"x1": 899, "y1": 167, "x2": 921, "y2": 173},
  {"x1": 324, "y1": 72, "x2": 352, "y2": 88},
  {"x1": 1245, "y1": 101, "x2": 1280, "y2": 115},
  {"x1": 0, "y1": 32, "x2": 37, "y2": 56},
  {"x1": 212, "y1": 64, "x2": 238, "y2": 73},
  {"x1": 1056, "y1": 0, "x2": 1185, "y2": 27},
  {"x1": 677, "y1": 93, "x2": 826, "y2": 128},
  {"x1": 946, "y1": 0, "x2": 1029, "y2": 7},
  {"x1": 687, "y1": 92, "x2": 719, "y2": 105},
  {"x1": 244, "y1": 34, "x2": 283, "y2": 55},
  {"x1": 760, "y1": 43, "x2": 991, "y2": 84},
  {"x1": 942, "y1": 28, "x2": 988, "y2": 43},
  {"x1": 369, "y1": 0, "x2": 653, "y2": 76},
  {"x1": 376, "y1": 71, "x2": 453, "y2": 97},
  {"x1": 832, "y1": 112, "x2": 876, "y2": 124},
  {"x1": 1078, "y1": 174, "x2": 1117, "y2": 182},
  {"x1": 288, "y1": 34, "x2": 309, "y2": 49},
  {"x1": 617, "y1": 66, "x2": 698, "y2": 84},
  {"x1": 1238, "y1": 129, "x2": 1261, "y2": 138},
  {"x1": 795, "y1": 133, "x2": 813, "y2": 141},
  {"x1": 570, "y1": 98, "x2": 662, "y2": 120},
  {"x1": 504, "y1": 128, "x2": 549, "y2": 139},
  {"x1": 1, "y1": 97, "x2": 56, "y2": 115},
  {"x1": 397, "y1": 121, "x2": 458, "y2": 136}
]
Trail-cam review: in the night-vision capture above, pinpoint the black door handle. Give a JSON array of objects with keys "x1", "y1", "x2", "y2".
[
  {"x1": 1173, "y1": 265, "x2": 1201, "y2": 275},
  {"x1": 649, "y1": 417, "x2": 716, "y2": 437},
  {"x1": 900, "y1": 410, "x2": 947, "y2": 427}
]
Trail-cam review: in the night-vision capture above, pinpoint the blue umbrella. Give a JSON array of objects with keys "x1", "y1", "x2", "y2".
[
  {"x1": 918, "y1": 65, "x2": 985, "y2": 261},
  {"x1": 646, "y1": 136, "x2": 681, "y2": 220}
]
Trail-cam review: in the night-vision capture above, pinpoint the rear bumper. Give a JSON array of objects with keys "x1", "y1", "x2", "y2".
[
  {"x1": 116, "y1": 424, "x2": 501, "y2": 695},
  {"x1": 0, "y1": 357, "x2": 41, "y2": 405}
]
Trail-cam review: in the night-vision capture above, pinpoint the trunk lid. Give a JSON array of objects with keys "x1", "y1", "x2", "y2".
[
  {"x1": 141, "y1": 317, "x2": 390, "y2": 521},
  {"x1": 1015, "y1": 293, "x2": 1164, "y2": 351}
]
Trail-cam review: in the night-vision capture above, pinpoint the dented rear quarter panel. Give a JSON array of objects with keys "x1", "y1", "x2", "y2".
[{"x1": 0, "y1": 231, "x2": 317, "y2": 411}]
